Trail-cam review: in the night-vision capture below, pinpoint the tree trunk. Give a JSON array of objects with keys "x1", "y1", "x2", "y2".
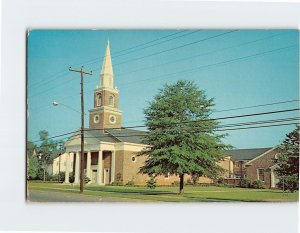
[
  {"x1": 43, "y1": 168, "x2": 46, "y2": 182},
  {"x1": 179, "y1": 174, "x2": 184, "y2": 194}
]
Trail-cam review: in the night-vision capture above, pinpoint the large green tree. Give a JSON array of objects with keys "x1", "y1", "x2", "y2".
[
  {"x1": 37, "y1": 130, "x2": 62, "y2": 181},
  {"x1": 27, "y1": 140, "x2": 38, "y2": 179},
  {"x1": 275, "y1": 126, "x2": 299, "y2": 192},
  {"x1": 138, "y1": 80, "x2": 230, "y2": 194}
]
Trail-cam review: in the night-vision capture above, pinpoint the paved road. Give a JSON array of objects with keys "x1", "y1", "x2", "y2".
[{"x1": 28, "y1": 190, "x2": 144, "y2": 202}]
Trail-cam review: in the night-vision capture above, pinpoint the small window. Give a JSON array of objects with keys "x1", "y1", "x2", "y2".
[
  {"x1": 109, "y1": 115, "x2": 116, "y2": 124},
  {"x1": 64, "y1": 162, "x2": 66, "y2": 166},
  {"x1": 94, "y1": 115, "x2": 99, "y2": 123},
  {"x1": 258, "y1": 168, "x2": 264, "y2": 181},
  {"x1": 109, "y1": 95, "x2": 114, "y2": 106},
  {"x1": 131, "y1": 156, "x2": 136, "y2": 162},
  {"x1": 274, "y1": 153, "x2": 279, "y2": 159},
  {"x1": 97, "y1": 93, "x2": 102, "y2": 106}
]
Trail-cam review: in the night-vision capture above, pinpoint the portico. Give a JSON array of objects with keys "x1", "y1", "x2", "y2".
[{"x1": 64, "y1": 149, "x2": 116, "y2": 185}]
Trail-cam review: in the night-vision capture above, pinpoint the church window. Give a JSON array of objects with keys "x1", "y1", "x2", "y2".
[
  {"x1": 109, "y1": 95, "x2": 114, "y2": 106},
  {"x1": 97, "y1": 93, "x2": 102, "y2": 106},
  {"x1": 257, "y1": 168, "x2": 264, "y2": 181},
  {"x1": 109, "y1": 115, "x2": 116, "y2": 124},
  {"x1": 131, "y1": 156, "x2": 136, "y2": 162},
  {"x1": 94, "y1": 115, "x2": 99, "y2": 123}
]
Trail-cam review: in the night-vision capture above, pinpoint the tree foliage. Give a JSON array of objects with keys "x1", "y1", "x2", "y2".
[
  {"x1": 138, "y1": 80, "x2": 230, "y2": 193},
  {"x1": 27, "y1": 140, "x2": 38, "y2": 179},
  {"x1": 27, "y1": 130, "x2": 64, "y2": 181},
  {"x1": 275, "y1": 126, "x2": 299, "y2": 192}
]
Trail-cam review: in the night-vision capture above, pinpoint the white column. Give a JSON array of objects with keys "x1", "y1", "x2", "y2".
[
  {"x1": 86, "y1": 151, "x2": 91, "y2": 180},
  {"x1": 64, "y1": 152, "x2": 71, "y2": 184},
  {"x1": 74, "y1": 152, "x2": 80, "y2": 184},
  {"x1": 97, "y1": 150, "x2": 103, "y2": 185},
  {"x1": 111, "y1": 151, "x2": 115, "y2": 183}
]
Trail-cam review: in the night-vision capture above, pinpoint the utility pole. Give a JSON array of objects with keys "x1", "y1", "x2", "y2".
[
  {"x1": 240, "y1": 160, "x2": 244, "y2": 187},
  {"x1": 69, "y1": 66, "x2": 93, "y2": 193}
]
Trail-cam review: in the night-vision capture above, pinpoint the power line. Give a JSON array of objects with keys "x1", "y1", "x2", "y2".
[
  {"x1": 27, "y1": 32, "x2": 291, "y2": 99},
  {"x1": 32, "y1": 130, "x2": 78, "y2": 143},
  {"x1": 73, "y1": 31, "x2": 189, "y2": 68},
  {"x1": 119, "y1": 44, "x2": 296, "y2": 87},
  {"x1": 27, "y1": 31, "x2": 189, "y2": 89},
  {"x1": 79, "y1": 122, "x2": 300, "y2": 140},
  {"x1": 112, "y1": 30, "x2": 238, "y2": 67},
  {"x1": 84, "y1": 108, "x2": 300, "y2": 131},
  {"x1": 113, "y1": 30, "x2": 187, "y2": 55},
  {"x1": 32, "y1": 120, "x2": 300, "y2": 147},
  {"x1": 31, "y1": 115, "x2": 299, "y2": 144},
  {"x1": 214, "y1": 99, "x2": 299, "y2": 113},
  {"x1": 86, "y1": 31, "x2": 201, "y2": 68},
  {"x1": 113, "y1": 32, "x2": 286, "y2": 78},
  {"x1": 30, "y1": 107, "x2": 300, "y2": 143},
  {"x1": 28, "y1": 42, "x2": 294, "y2": 100}
]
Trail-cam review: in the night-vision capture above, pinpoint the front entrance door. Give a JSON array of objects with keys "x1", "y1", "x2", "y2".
[
  {"x1": 104, "y1": 168, "x2": 110, "y2": 184},
  {"x1": 92, "y1": 170, "x2": 97, "y2": 183}
]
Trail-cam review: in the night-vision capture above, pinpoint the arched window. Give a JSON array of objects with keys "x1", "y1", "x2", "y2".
[
  {"x1": 97, "y1": 93, "x2": 102, "y2": 106},
  {"x1": 109, "y1": 95, "x2": 114, "y2": 106}
]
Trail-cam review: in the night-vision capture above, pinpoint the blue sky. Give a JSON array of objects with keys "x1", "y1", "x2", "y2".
[{"x1": 27, "y1": 30, "x2": 299, "y2": 148}]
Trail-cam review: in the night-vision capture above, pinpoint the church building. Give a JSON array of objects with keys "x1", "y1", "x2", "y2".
[{"x1": 54, "y1": 41, "x2": 232, "y2": 186}]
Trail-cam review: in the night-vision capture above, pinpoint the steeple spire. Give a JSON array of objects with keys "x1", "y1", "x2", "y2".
[{"x1": 100, "y1": 40, "x2": 114, "y2": 88}]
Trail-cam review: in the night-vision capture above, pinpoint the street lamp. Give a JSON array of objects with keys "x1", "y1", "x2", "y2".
[{"x1": 52, "y1": 101, "x2": 83, "y2": 115}]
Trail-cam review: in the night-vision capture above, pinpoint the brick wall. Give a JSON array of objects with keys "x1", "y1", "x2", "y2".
[
  {"x1": 89, "y1": 111, "x2": 122, "y2": 129},
  {"x1": 94, "y1": 89, "x2": 119, "y2": 108},
  {"x1": 245, "y1": 148, "x2": 278, "y2": 188}
]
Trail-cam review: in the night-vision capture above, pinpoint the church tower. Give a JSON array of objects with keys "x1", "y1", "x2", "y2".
[{"x1": 89, "y1": 41, "x2": 122, "y2": 130}]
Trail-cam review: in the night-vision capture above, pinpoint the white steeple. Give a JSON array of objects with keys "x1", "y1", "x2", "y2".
[{"x1": 100, "y1": 40, "x2": 114, "y2": 88}]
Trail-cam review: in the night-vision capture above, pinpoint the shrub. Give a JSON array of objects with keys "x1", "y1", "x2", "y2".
[
  {"x1": 240, "y1": 178, "x2": 252, "y2": 188},
  {"x1": 111, "y1": 180, "x2": 123, "y2": 186},
  {"x1": 147, "y1": 176, "x2": 157, "y2": 189},
  {"x1": 191, "y1": 174, "x2": 200, "y2": 185},
  {"x1": 186, "y1": 178, "x2": 193, "y2": 185},
  {"x1": 252, "y1": 180, "x2": 265, "y2": 189},
  {"x1": 277, "y1": 175, "x2": 299, "y2": 192},
  {"x1": 172, "y1": 181, "x2": 180, "y2": 186},
  {"x1": 116, "y1": 172, "x2": 122, "y2": 181},
  {"x1": 126, "y1": 180, "x2": 135, "y2": 186},
  {"x1": 214, "y1": 177, "x2": 227, "y2": 187},
  {"x1": 84, "y1": 176, "x2": 91, "y2": 184},
  {"x1": 69, "y1": 172, "x2": 75, "y2": 183},
  {"x1": 57, "y1": 172, "x2": 65, "y2": 182}
]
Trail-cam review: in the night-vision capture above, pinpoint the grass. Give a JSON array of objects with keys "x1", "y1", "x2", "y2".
[{"x1": 28, "y1": 181, "x2": 299, "y2": 202}]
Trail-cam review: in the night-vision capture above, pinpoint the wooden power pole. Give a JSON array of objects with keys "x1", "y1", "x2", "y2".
[{"x1": 69, "y1": 66, "x2": 93, "y2": 193}]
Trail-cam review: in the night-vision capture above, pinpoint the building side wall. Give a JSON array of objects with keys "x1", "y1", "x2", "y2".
[
  {"x1": 115, "y1": 150, "x2": 124, "y2": 181},
  {"x1": 52, "y1": 153, "x2": 74, "y2": 175},
  {"x1": 121, "y1": 151, "x2": 233, "y2": 185},
  {"x1": 217, "y1": 158, "x2": 234, "y2": 178},
  {"x1": 245, "y1": 148, "x2": 278, "y2": 188}
]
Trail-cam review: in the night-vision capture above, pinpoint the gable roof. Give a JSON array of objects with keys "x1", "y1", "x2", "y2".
[
  {"x1": 65, "y1": 128, "x2": 147, "y2": 147},
  {"x1": 106, "y1": 128, "x2": 147, "y2": 144},
  {"x1": 226, "y1": 147, "x2": 273, "y2": 161}
]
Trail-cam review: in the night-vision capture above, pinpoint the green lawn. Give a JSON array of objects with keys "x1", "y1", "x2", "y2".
[{"x1": 28, "y1": 181, "x2": 299, "y2": 202}]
